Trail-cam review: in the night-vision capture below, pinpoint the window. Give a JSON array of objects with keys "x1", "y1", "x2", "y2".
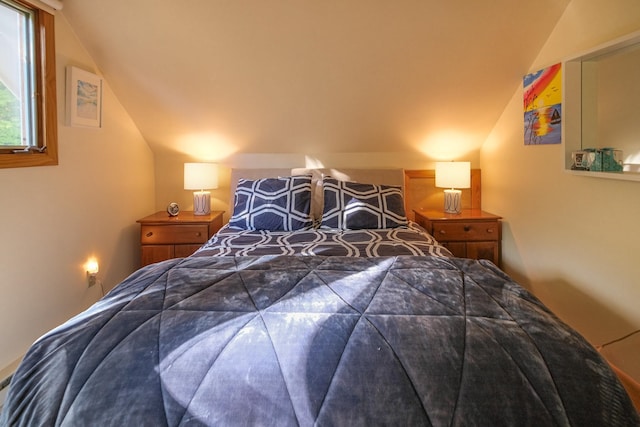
[{"x1": 0, "y1": 0, "x2": 57, "y2": 168}]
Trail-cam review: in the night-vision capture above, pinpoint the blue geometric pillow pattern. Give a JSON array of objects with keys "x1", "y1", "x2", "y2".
[
  {"x1": 321, "y1": 177, "x2": 408, "y2": 229},
  {"x1": 229, "y1": 175, "x2": 313, "y2": 231}
]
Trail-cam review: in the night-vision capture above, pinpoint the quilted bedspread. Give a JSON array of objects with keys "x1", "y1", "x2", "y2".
[{"x1": 2, "y1": 255, "x2": 638, "y2": 426}]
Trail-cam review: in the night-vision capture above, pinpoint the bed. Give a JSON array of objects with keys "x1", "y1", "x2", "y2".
[{"x1": 1, "y1": 168, "x2": 638, "y2": 427}]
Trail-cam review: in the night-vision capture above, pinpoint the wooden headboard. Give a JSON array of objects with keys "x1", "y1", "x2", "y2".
[{"x1": 404, "y1": 169, "x2": 481, "y2": 220}]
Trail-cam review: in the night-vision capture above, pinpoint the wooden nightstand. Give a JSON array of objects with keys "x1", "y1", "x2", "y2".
[
  {"x1": 137, "y1": 211, "x2": 224, "y2": 266},
  {"x1": 414, "y1": 209, "x2": 502, "y2": 266}
]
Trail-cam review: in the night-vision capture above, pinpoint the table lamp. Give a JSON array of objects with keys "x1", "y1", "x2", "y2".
[
  {"x1": 435, "y1": 161, "x2": 470, "y2": 214},
  {"x1": 184, "y1": 163, "x2": 218, "y2": 215}
]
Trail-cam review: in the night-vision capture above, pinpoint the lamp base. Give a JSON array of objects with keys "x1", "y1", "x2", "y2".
[
  {"x1": 193, "y1": 191, "x2": 211, "y2": 215},
  {"x1": 443, "y1": 189, "x2": 462, "y2": 214}
]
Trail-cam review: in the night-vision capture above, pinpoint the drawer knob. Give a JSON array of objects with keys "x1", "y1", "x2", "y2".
[
  {"x1": 146, "y1": 231, "x2": 153, "y2": 237},
  {"x1": 487, "y1": 228, "x2": 494, "y2": 233},
  {"x1": 196, "y1": 232, "x2": 202, "y2": 237},
  {"x1": 439, "y1": 230, "x2": 446, "y2": 235},
  {"x1": 464, "y1": 225, "x2": 471, "y2": 232}
]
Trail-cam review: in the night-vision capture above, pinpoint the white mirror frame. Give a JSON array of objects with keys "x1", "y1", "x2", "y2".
[{"x1": 563, "y1": 30, "x2": 640, "y2": 182}]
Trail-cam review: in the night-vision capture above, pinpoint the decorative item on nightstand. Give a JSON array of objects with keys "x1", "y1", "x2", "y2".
[
  {"x1": 184, "y1": 163, "x2": 218, "y2": 215},
  {"x1": 435, "y1": 161, "x2": 470, "y2": 214},
  {"x1": 166, "y1": 202, "x2": 180, "y2": 217}
]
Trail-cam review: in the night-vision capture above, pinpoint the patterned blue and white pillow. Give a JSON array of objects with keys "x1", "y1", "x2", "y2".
[
  {"x1": 321, "y1": 177, "x2": 408, "y2": 229},
  {"x1": 229, "y1": 175, "x2": 313, "y2": 231}
]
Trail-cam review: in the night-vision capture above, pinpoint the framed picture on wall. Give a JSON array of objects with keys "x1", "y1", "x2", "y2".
[
  {"x1": 66, "y1": 66, "x2": 103, "y2": 128},
  {"x1": 523, "y1": 63, "x2": 562, "y2": 145}
]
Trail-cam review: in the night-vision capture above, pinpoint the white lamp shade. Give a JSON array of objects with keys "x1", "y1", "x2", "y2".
[
  {"x1": 184, "y1": 163, "x2": 218, "y2": 190},
  {"x1": 435, "y1": 162, "x2": 471, "y2": 189}
]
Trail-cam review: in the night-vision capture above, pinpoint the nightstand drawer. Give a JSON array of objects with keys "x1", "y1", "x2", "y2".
[
  {"x1": 140, "y1": 224, "x2": 209, "y2": 244},
  {"x1": 414, "y1": 209, "x2": 502, "y2": 267},
  {"x1": 432, "y1": 221, "x2": 499, "y2": 241},
  {"x1": 137, "y1": 211, "x2": 225, "y2": 267}
]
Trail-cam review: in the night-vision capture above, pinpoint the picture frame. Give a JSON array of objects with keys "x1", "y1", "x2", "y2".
[
  {"x1": 66, "y1": 66, "x2": 102, "y2": 128},
  {"x1": 523, "y1": 63, "x2": 562, "y2": 145}
]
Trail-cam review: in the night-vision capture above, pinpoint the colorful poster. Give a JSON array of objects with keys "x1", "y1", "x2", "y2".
[{"x1": 523, "y1": 63, "x2": 562, "y2": 145}]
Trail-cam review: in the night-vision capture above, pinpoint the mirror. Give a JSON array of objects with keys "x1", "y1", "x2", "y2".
[{"x1": 564, "y1": 31, "x2": 640, "y2": 181}]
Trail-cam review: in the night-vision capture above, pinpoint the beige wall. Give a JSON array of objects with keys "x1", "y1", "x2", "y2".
[
  {"x1": 0, "y1": 13, "x2": 155, "y2": 370},
  {"x1": 481, "y1": 0, "x2": 640, "y2": 380}
]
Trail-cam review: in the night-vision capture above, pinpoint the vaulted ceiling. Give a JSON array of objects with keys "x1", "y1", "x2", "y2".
[{"x1": 61, "y1": 0, "x2": 570, "y2": 159}]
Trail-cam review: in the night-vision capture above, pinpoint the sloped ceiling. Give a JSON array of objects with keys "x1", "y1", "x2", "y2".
[{"x1": 61, "y1": 0, "x2": 570, "y2": 159}]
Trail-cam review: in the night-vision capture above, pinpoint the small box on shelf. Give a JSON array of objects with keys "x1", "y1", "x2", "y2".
[{"x1": 572, "y1": 148, "x2": 623, "y2": 172}]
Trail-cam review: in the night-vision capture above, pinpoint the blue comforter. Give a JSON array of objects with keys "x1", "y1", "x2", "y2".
[{"x1": 2, "y1": 255, "x2": 638, "y2": 426}]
